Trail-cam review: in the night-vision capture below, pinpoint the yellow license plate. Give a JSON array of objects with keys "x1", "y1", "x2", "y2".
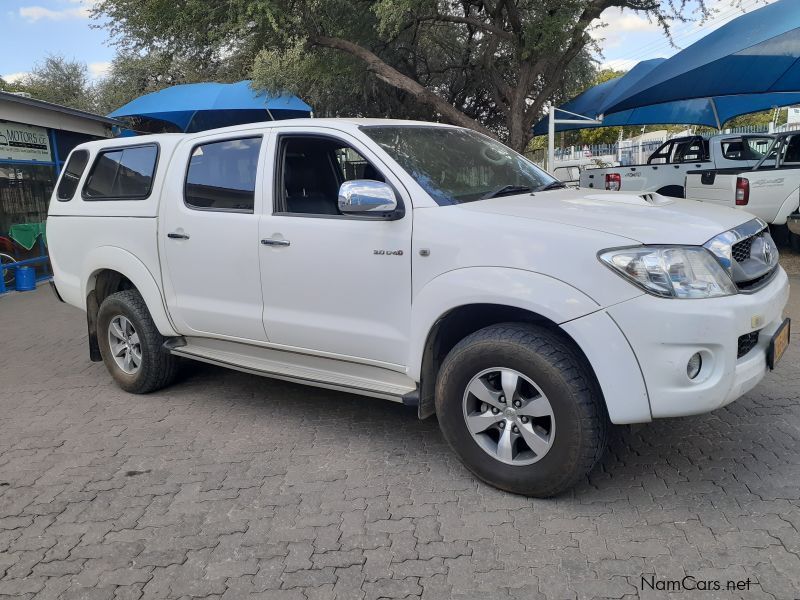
[{"x1": 768, "y1": 319, "x2": 791, "y2": 369}]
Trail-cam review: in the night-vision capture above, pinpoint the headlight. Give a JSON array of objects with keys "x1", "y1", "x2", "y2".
[{"x1": 599, "y1": 246, "x2": 737, "y2": 299}]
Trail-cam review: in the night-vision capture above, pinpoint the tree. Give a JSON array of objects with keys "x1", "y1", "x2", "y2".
[
  {"x1": 14, "y1": 56, "x2": 96, "y2": 111},
  {"x1": 93, "y1": 0, "x2": 721, "y2": 152},
  {"x1": 94, "y1": 50, "x2": 235, "y2": 114}
]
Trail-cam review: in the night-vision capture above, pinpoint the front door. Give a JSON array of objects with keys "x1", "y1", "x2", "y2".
[
  {"x1": 161, "y1": 132, "x2": 268, "y2": 341},
  {"x1": 258, "y1": 129, "x2": 412, "y2": 366}
]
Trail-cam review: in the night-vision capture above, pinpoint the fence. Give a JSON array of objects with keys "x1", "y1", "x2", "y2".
[{"x1": 533, "y1": 124, "x2": 780, "y2": 172}]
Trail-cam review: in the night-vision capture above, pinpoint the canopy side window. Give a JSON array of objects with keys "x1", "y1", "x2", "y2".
[
  {"x1": 56, "y1": 150, "x2": 90, "y2": 202},
  {"x1": 82, "y1": 144, "x2": 159, "y2": 201}
]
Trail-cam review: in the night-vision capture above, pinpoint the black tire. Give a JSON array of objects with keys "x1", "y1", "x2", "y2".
[
  {"x1": 435, "y1": 323, "x2": 608, "y2": 497},
  {"x1": 97, "y1": 289, "x2": 178, "y2": 394},
  {"x1": 790, "y1": 231, "x2": 800, "y2": 253}
]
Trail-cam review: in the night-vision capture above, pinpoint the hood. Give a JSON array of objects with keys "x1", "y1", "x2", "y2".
[{"x1": 457, "y1": 189, "x2": 753, "y2": 245}]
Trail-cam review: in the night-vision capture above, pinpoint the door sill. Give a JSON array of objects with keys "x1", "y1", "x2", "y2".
[{"x1": 171, "y1": 337, "x2": 417, "y2": 402}]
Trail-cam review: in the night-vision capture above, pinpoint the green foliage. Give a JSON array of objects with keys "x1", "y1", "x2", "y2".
[
  {"x1": 92, "y1": 0, "x2": 715, "y2": 150},
  {"x1": 12, "y1": 56, "x2": 96, "y2": 111},
  {"x1": 93, "y1": 50, "x2": 236, "y2": 114}
]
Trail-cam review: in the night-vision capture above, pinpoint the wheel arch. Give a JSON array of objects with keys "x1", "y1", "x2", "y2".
[
  {"x1": 410, "y1": 268, "x2": 602, "y2": 419},
  {"x1": 82, "y1": 247, "x2": 178, "y2": 361}
]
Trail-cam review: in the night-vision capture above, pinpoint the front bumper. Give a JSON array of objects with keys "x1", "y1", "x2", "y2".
[{"x1": 606, "y1": 267, "x2": 790, "y2": 419}]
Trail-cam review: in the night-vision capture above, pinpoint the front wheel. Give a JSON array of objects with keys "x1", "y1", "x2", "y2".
[
  {"x1": 97, "y1": 289, "x2": 178, "y2": 394},
  {"x1": 435, "y1": 323, "x2": 608, "y2": 497}
]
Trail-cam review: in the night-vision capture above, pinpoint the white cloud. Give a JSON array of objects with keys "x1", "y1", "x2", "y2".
[
  {"x1": 88, "y1": 61, "x2": 111, "y2": 79},
  {"x1": 18, "y1": 2, "x2": 92, "y2": 22},
  {"x1": 603, "y1": 11, "x2": 660, "y2": 34},
  {"x1": 1, "y1": 72, "x2": 28, "y2": 83},
  {"x1": 590, "y1": 8, "x2": 661, "y2": 52}
]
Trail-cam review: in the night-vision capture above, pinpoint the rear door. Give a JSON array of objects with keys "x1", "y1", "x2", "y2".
[{"x1": 160, "y1": 130, "x2": 269, "y2": 341}]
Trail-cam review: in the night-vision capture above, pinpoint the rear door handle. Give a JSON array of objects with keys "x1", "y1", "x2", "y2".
[
  {"x1": 261, "y1": 238, "x2": 291, "y2": 247},
  {"x1": 167, "y1": 232, "x2": 190, "y2": 240}
]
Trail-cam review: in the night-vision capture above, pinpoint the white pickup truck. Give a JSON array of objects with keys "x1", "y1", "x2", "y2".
[
  {"x1": 685, "y1": 131, "x2": 800, "y2": 244},
  {"x1": 579, "y1": 134, "x2": 773, "y2": 198},
  {"x1": 47, "y1": 119, "x2": 790, "y2": 497}
]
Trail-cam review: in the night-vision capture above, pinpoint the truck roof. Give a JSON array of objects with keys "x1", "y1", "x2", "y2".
[{"x1": 78, "y1": 118, "x2": 460, "y2": 153}]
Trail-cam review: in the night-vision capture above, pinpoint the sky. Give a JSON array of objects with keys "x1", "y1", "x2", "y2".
[{"x1": 0, "y1": 0, "x2": 781, "y2": 85}]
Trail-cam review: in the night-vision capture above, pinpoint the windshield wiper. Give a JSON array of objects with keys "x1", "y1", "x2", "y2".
[
  {"x1": 481, "y1": 184, "x2": 532, "y2": 199},
  {"x1": 533, "y1": 181, "x2": 567, "y2": 192}
]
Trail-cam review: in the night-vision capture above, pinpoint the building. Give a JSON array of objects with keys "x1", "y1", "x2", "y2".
[{"x1": 0, "y1": 91, "x2": 117, "y2": 273}]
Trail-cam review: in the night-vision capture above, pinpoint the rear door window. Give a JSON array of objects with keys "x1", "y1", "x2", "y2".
[
  {"x1": 56, "y1": 149, "x2": 90, "y2": 201},
  {"x1": 83, "y1": 145, "x2": 158, "y2": 200},
  {"x1": 184, "y1": 137, "x2": 262, "y2": 212}
]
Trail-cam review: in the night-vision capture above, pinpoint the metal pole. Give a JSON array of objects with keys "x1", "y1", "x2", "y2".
[
  {"x1": 547, "y1": 104, "x2": 556, "y2": 172},
  {"x1": 709, "y1": 98, "x2": 722, "y2": 131}
]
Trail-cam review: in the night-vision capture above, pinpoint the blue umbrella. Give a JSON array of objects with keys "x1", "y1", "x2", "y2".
[{"x1": 109, "y1": 80, "x2": 312, "y2": 133}]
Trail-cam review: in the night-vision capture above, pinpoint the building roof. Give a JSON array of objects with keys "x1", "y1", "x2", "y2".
[{"x1": 0, "y1": 91, "x2": 123, "y2": 126}]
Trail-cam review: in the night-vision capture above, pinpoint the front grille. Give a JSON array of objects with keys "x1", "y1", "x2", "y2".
[
  {"x1": 730, "y1": 228, "x2": 778, "y2": 292},
  {"x1": 737, "y1": 331, "x2": 760, "y2": 358},
  {"x1": 732, "y1": 236, "x2": 754, "y2": 263}
]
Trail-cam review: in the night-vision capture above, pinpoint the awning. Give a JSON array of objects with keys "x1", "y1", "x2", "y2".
[
  {"x1": 604, "y1": 0, "x2": 800, "y2": 114},
  {"x1": 534, "y1": 0, "x2": 800, "y2": 135}
]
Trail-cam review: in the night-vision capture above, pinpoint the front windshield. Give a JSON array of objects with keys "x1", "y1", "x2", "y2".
[{"x1": 361, "y1": 126, "x2": 559, "y2": 205}]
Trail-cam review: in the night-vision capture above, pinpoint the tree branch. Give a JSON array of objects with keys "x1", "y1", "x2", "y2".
[
  {"x1": 414, "y1": 14, "x2": 515, "y2": 42},
  {"x1": 310, "y1": 35, "x2": 498, "y2": 138}
]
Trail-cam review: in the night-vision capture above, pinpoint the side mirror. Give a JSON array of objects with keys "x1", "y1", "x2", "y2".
[{"x1": 338, "y1": 180, "x2": 397, "y2": 214}]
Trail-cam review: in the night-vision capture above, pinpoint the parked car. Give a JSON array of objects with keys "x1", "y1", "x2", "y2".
[
  {"x1": 47, "y1": 119, "x2": 790, "y2": 497},
  {"x1": 685, "y1": 131, "x2": 800, "y2": 245},
  {"x1": 579, "y1": 134, "x2": 774, "y2": 198}
]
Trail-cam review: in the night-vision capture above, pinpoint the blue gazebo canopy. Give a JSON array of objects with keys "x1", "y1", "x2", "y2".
[
  {"x1": 109, "y1": 80, "x2": 312, "y2": 133},
  {"x1": 534, "y1": 0, "x2": 800, "y2": 135}
]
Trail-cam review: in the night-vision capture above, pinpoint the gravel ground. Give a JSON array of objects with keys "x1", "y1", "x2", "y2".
[
  {"x1": 780, "y1": 246, "x2": 800, "y2": 276},
  {"x1": 0, "y1": 283, "x2": 799, "y2": 599}
]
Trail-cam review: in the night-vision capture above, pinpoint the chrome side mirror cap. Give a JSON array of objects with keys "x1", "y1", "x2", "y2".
[{"x1": 338, "y1": 180, "x2": 397, "y2": 214}]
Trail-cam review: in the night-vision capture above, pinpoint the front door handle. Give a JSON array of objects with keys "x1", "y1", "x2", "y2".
[
  {"x1": 167, "y1": 232, "x2": 190, "y2": 240},
  {"x1": 261, "y1": 238, "x2": 291, "y2": 247}
]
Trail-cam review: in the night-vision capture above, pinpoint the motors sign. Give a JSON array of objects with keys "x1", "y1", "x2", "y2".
[{"x1": 0, "y1": 121, "x2": 52, "y2": 162}]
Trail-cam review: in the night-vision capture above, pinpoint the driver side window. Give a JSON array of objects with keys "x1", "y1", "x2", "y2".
[{"x1": 275, "y1": 136, "x2": 385, "y2": 216}]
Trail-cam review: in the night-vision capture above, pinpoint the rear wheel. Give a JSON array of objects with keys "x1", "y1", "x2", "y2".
[
  {"x1": 435, "y1": 323, "x2": 608, "y2": 497},
  {"x1": 97, "y1": 289, "x2": 178, "y2": 393}
]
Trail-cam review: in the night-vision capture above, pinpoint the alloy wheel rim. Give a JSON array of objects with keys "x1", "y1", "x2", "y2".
[
  {"x1": 108, "y1": 315, "x2": 141, "y2": 375},
  {"x1": 462, "y1": 367, "x2": 555, "y2": 466}
]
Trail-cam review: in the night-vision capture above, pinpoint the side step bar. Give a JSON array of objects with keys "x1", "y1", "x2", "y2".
[{"x1": 168, "y1": 337, "x2": 417, "y2": 403}]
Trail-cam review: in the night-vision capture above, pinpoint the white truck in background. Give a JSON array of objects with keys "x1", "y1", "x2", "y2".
[
  {"x1": 579, "y1": 134, "x2": 773, "y2": 198},
  {"x1": 685, "y1": 131, "x2": 800, "y2": 246}
]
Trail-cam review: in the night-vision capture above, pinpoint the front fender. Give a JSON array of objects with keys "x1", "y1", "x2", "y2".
[
  {"x1": 409, "y1": 267, "x2": 651, "y2": 424},
  {"x1": 408, "y1": 267, "x2": 600, "y2": 380},
  {"x1": 83, "y1": 246, "x2": 178, "y2": 337}
]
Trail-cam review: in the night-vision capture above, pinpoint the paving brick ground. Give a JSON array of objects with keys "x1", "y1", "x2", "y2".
[{"x1": 1, "y1": 286, "x2": 799, "y2": 599}]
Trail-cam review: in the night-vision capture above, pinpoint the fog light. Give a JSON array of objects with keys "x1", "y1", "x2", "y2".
[{"x1": 687, "y1": 353, "x2": 702, "y2": 379}]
